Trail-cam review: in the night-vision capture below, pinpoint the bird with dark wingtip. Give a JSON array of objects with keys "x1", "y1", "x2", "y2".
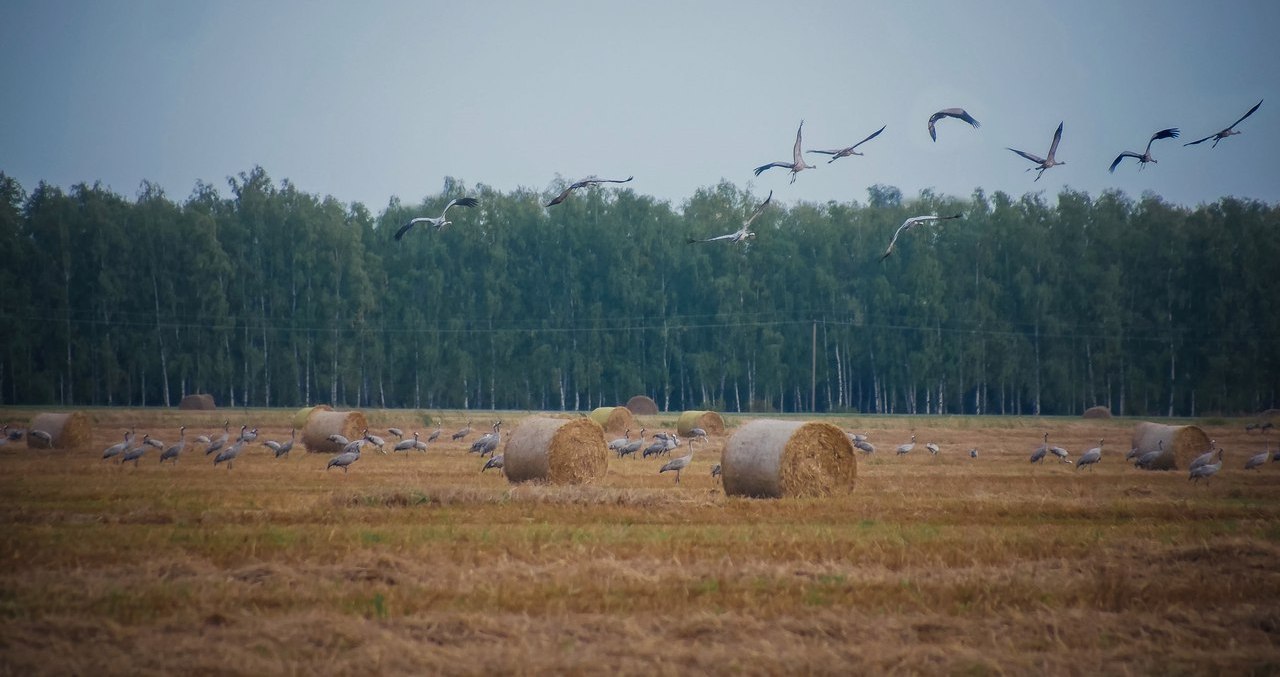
[
  {"x1": 1008, "y1": 122, "x2": 1065, "y2": 181},
  {"x1": 1109, "y1": 128, "x2": 1179, "y2": 172},
  {"x1": 394, "y1": 197, "x2": 479, "y2": 240},
  {"x1": 806, "y1": 124, "x2": 886, "y2": 163},
  {"x1": 928, "y1": 108, "x2": 980, "y2": 141},
  {"x1": 1184, "y1": 99, "x2": 1262, "y2": 148},
  {"x1": 687, "y1": 191, "x2": 772, "y2": 245},
  {"x1": 753, "y1": 120, "x2": 815, "y2": 184},
  {"x1": 545, "y1": 176, "x2": 633, "y2": 207},
  {"x1": 880, "y1": 214, "x2": 964, "y2": 261}
]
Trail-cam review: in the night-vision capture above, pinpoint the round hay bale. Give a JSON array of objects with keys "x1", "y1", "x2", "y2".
[
  {"x1": 178, "y1": 393, "x2": 216, "y2": 410},
  {"x1": 1082, "y1": 405, "x2": 1112, "y2": 419},
  {"x1": 293, "y1": 404, "x2": 333, "y2": 432},
  {"x1": 301, "y1": 410, "x2": 367, "y2": 454},
  {"x1": 1130, "y1": 422, "x2": 1212, "y2": 471},
  {"x1": 722, "y1": 420, "x2": 857, "y2": 499},
  {"x1": 25, "y1": 412, "x2": 91, "y2": 450},
  {"x1": 503, "y1": 417, "x2": 608, "y2": 485},
  {"x1": 625, "y1": 395, "x2": 659, "y2": 415},
  {"x1": 676, "y1": 410, "x2": 725, "y2": 437},
  {"x1": 588, "y1": 406, "x2": 634, "y2": 434}
]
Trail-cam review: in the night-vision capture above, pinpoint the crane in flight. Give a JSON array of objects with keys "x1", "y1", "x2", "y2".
[
  {"x1": 1109, "y1": 128, "x2": 1180, "y2": 172},
  {"x1": 754, "y1": 120, "x2": 815, "y2": 183},
  {"x1": 928, "y1": 108, "x2": 980, "y2": 142},
  {"x1": 1008, "y1": 122, "x2": 1065, "y2": 181},
  {"x1": 545, "y1": 176, "x2": 633, "y2": 207},
  {"x1": 1184, "y1": 99, "x2": 1262, "y2": 148},
  {"x1": 394, "y1": 197, "x2": 479, "y2": 240},
  {"x1": 687, "y1": 191, "x2": 772, "y2": 245},
  {"x1": 879, "y1": 214, "x2": 964, "y2": 261},
  {"x1": 806, "y1": 125, "x2": 886, "y2": 163}
]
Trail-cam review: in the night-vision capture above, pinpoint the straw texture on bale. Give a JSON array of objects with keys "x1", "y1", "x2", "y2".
[
  {"x1": 293, "y1": 405, "x2": 333, "y2": 432},
  {"x1": 503, "y1": 417, "x2": 608, "y2": 485},
  {"x1": 1130, "y1": 422, "x2": 1212, "y2": 471},
  {"x1": 588, "y1": 406, "x2": 635, "y2": 434},
  {"x1": 301, "y1": 410, "x2": 367, "y2": 454},
  {"x1": 625, "y1": 395, "x2": 659, "y2": 416},
  {"x1": 178, "y1": 393, "x2": 216, "y2": 410},
  {"x1": 1082, "y1": 406, "x2": 1112, "y2": 419},
  {"x1": 25, "y1": 412, "x2": 91, "y2": 450},
  {"x1": 676, "y1": 410, "x2": 725, "y2": 436},
  {"x1": 721, "y1": 420, "x2": 857, "y2": 499}
]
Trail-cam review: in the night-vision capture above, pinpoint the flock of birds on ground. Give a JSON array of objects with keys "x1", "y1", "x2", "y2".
[
  {"x1": 392, "y1": 101, "x2": 1263, "y2": 260},
  {"x1": 2, "y1": 418, "x2": 1277, "y2": 486}
]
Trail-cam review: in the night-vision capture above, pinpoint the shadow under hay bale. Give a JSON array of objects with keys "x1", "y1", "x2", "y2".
[
  {"x1": 293, "y1": 405, "x2": 333, "y2": 432},
  {"x1": 301, "y1": 409, "x2": 367, "y2": 454},
  {"x1": 178, "y1": 394, "x2": 216, "y2": 410},
  {"x1": 676, "y1": 410, "x2": 725, "y2": 437},
  {"x1": 1082, "y1": 405, "x2": 1112, "y2": 419},
  {"x1": 25, "y1": 412, "x2": 91, "y2": 450},
  {"x1": 503, "y1": 417, "x2": 608, "y2": 485},
  {"x1": 722, "y1": 420, "x2": 856, "y2": 499},
  {"x1": 588, "y1": 406, "x2": 634, "y2": 435},
  {"x1": 625, "y1": 395, "x2": 659, "y2": 416},
  {"x1": 1131, "y1": 422, "x2": 1212, "y2": 471}
]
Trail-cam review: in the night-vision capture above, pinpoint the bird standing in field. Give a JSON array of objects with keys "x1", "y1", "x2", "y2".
[
  {"x1": 393, "y1": 432, "x2": 420, "y2": 455},
  {"x1": 121, "y1": 434, "x2": 152, "y2": 466},
  {"x1": 1135, "y1": 440, "x2": 1164, "y2": 470},
  {"x1": 30, "y1": 429, "x2": 53, "y2": 445},
  {"x1": 102, "y1": 430, "x2": 134, "y2": 461},
  {"x1": 806, "y1": 124, "x2": 886, "y2": 163},
  {"x1": 205, "y1": 421, "x2": 230, "y2": 456},
  {"x1": 896, "y1": 434, "x2": 916, "y2": 456},
  {"x1": 1245, "y1": 449, "x2": 1268, "y2": 470},
  {"x1": 928, "y1": 108, "x2": 980, "y2": 142},
  {"x1": 969, "y1": 448, "x2": 978, "y2": 459},
  {"x1": 482, "y1": 454, "x2": 504, "y2": 473},
  {"x1": 427, "y1": 427, "x2": 442, "y2": 443},
  {"x1": 265, "y1": 428, "x2": 296, "y2": 459},
  {"x1": 880, "y1": 214, "x2": 964, "y2": 261},
  {"x1": 618, "y1": 428, "x2": 647, "y2": 460},
  {"x1": 1189, "y1": 449, "x2": 1224, "y2": 483},
  {"x1": 214, "y1": 440, "x2": 246, "y2": 470},
  {"x1": 1008, "y1": 121, "x2": 1066, "y2": 181},
  {"x1": 1076, "y1": 439, "x2": 1103, "y2": 470},
  {"x1": 1030, "y1": 433, "x2": 1050, "y2": 464},
  {"x1": 687, "y1": 190, "x2": 772, "y2": 245},
  {"x1": 394, "y1": 197, "x2": 480, "y2": 240},
  {"x1": 451, "y1": 420, "x2": 473, "y2": 442},
  {"x1": 659, "y1": 445, "x2": 694, "y2": 484},
  {"x1": 1049, "y1": 443, "x2": 1072, "y2": 464},
  {"x1": 1189, "y1": 440, "x2": 1218, "y2": 472},
  {"x1": 1184, "y1": 99, "x2": 1262, "y2": 148},
  {"x1": 855, "y1": 439, "x2": 876, "y2": 454},
  {"x1": 926, "y1": 442, "x2": 940, "y2": 456},
  {"x1": 608, "y1": 428, "x2": 632, "y2": 454},
  {"x1": 328, "y1": 439, "x2": 364, "y2": 472},
  {"x1": 754, "y1": 120, "x2": 816, "y2": 184},
  {"x1": 363, "y1": 429, "x2": 388, "y2": 454},
  {"x1": 545, "y1": 176, "x2": 633, "y2": 207},
  {"x1": 1109, "y1": 128, "x2": 1180, "y2": 172},
  {"x1": 160, "y1": 426, "x2": 188, "y2": 464}
]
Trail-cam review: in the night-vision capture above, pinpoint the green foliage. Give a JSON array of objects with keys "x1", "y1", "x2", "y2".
[{"x1": 0, "y1": 169, "x2": 1276, "y2": 415}]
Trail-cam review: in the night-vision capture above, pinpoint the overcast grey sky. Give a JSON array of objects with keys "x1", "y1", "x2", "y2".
[{"x1": 3, "y1": 1, "x2": 1277, "y2": 210}]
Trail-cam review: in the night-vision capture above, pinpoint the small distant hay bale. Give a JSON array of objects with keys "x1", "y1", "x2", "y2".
[
  {"x1": 503, "y1": 417, "x2": 608, "y2": 485},
  {"x1": 1082, "y1": 406, "x2": 1112, "y2": 419},
  {"x1": 722, "y1": 420, "x2": 856, "y2": 499},
  {"x1": 178, "y1": 393, "x2": 216, "y2": 410},
  {"x1": 293, "y1": 404, "x2": 333, "y2": 431},
  {"x1": 25, "y1": 412, "x2": 91, "y2": 450},
  {"x1": 301, "y1": 409, "x2": 367, "y2": 454},
  {"x1": 1130, "y1": 422, "x2": 1212, "y2": 471},
  {"x1": 676, "y1": 410, "x2": 725, "y2": 437},
  {"x1": 588, "y1": 406, "x2": 634, "y2": 434},
  {"x1": 625, "y1": 395, "x2": 659, "y2": 415}
]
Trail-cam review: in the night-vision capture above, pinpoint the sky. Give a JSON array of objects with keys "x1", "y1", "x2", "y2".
[{"x1": 2, "y1": 1, "x2": 1278, "y2": 211}]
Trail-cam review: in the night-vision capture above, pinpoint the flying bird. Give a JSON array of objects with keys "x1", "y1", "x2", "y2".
[
  {"x1": 1184, "y1": 99, "x2": 1262, "y2": 148},
  {"x1": 1008, "y1": 122, "x2": 1065, "y2": 181},
  {"x1": 879, "y1": 214, "x2": 964, "y2": 261},
  {"x1": 754, "y1": 120, "x2": 815, "y2": 183},
  {"x1": 394, "y1": 197, "x2": 479, "y2": 240},
  {"x1": 806, "y1": 125, "x2": 886, "y2": 163},
  {"x1": 928, "y1": 108, "x2": 980, "y2": 142},
  {"x1": 545, "y1": 176, "x2": 633, "y2": 207},
  {"x1": 1108, "y1": 128, "x2": 1180, "y2": 172},
  {"x1": 687, "y1": 191, "x2": 772, "y2": 245}
]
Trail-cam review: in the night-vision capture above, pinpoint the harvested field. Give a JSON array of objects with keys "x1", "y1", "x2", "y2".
[{"x1": 2, "y1": 408, "x2": 1279, "y2": 674}]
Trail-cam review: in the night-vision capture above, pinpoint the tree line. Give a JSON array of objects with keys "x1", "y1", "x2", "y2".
[{"x1": 1, "y1": 167, "x2": 1276, "y2": 416}]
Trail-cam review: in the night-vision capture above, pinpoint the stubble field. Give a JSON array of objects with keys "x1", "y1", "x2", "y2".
[{"x1": 1, "y1": 407, "x2": 1278, "y2": 675}]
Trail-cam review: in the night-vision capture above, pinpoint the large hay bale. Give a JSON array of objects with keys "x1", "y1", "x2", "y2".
[
  {"x1": 178, "y1": 393, "x2": 216, "y2": 410},
  {"x1": 293, "y1": 404, "x2": 333, "y2": 432},
  {"x1": 625, "y1": 395, "x2": 659, "y2": 415},
  {"x1": 301, "y1": 409, "x2": 367, "y2": 454},
  {"x1": 1082, "y1": 406, "x2": 1112, "y2": 419},
  {"x1": 25, "y1": 412, "x2": 91, "y2": 450},
  {"x1": 676, "y1": 410, "x2": 725, "y2": 436},
  {"x1": 722, "y1": 420, "x2": 857, "y2": 499},
  {"x1": 1130, "y1": 422, "x2": 1212, "y2": 471},
  {"x1": 503, "y1": 417, "x2": 608, "y2": 485},
  {"x1": 588, "y1": 406, "x2": 635, "y2": 434}
]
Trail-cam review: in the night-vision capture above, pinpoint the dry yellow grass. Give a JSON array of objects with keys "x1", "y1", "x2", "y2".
[{"x1": 1, "y1": 408, "x2": 1279, "y2": 675}]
